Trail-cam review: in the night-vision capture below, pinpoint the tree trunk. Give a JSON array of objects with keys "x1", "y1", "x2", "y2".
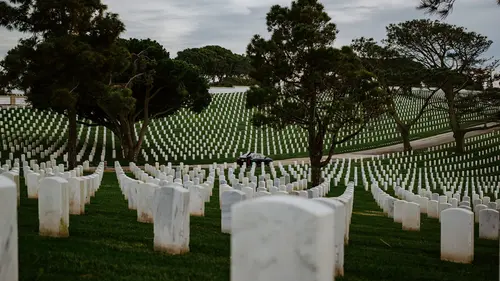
[
  {"x1": 67, "y1": 109, "x2": 77, "y2": 170},
  {"x1": 310, "y1": 155, "x2": 322, "y2": 187},
  {"x1": 444, "y1": 85, "x2": 464, "y2": 154},
  {"x1": 454, "y1": 130, "x2": 466, "y2": 154},
  {"x1": 396, "y1": 123, "x2": 412, "y2": 152},
  {"x1": 127, "y1": 145, "x2": 140, "y2": 162},
  {"x1": 121, "y1": 134, "x2": 139, "y2": 163},
  {"x1": 118, "y1": 120, "x2": 148, "y2": 163},
  {"x1": 309, "y1": 136, "x2": 324, "y2": 187}
]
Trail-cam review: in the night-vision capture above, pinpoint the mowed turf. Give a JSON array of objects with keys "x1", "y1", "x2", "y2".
[{"x1": 18, "y1": 172, "x2": 498, "y2": 281}]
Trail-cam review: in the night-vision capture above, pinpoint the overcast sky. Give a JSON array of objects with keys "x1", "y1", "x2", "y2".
[{"x1": 0, "y1": 0, "x2": 499, "y2": 59}]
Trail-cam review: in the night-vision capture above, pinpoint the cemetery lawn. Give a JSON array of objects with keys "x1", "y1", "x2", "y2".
[
  {"x1": 18, "y1": 173, "x2": 498, "y2": 281},
  {"x1": 18, "y1": 173, "x2": 230, "y2": 281}
]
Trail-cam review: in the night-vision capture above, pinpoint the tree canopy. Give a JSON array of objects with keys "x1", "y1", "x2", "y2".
[
  {"x1": 0, "y1": 1, "x2": 212, "y2": 164},
  {"x1": 0, "y1": 0, "x2": 127, "y2": 168},
  {"x1": 417, "y1": 0, "x2": 500, "y2": 18},
  {"x1": 385, "y1": 19, "x2": 500, "y2": 153},
  {"x1": 351, "y1": 37, "x2": 442, "y2": 151},
  {"x1": 246, "y1": 0, "x2": 385, "y2": 185},
  {"x1": 176, "y1": 45, "x2": 253, "y2": 86},
  {"x1": 83, "y1": 38, "x2": 213, "y2": 162}
]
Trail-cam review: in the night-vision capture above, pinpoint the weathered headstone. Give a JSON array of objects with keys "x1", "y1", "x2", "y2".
[
  {"x1": 0, "y1": 175, "x2": 18, "y2": 281},
  {"x1": 427, "y1": 200, "x2": 439, "y2": 219},
  {"x1": 153, "y1": 185, "x2": 190, "y2": 254},
  {"x1": 221, "y1": 190, "x2": 246, "y2": 233},
  {"x1": 474, "y1": 204, "x2": 488, "y2": 223},
  {"x1": 26, "y1": 172, "x2": 40, "y2": 199},
  {"x1": 393, "y1": 200, "x2": 406, "y2": 223},
  {"x1": 313, "y1": 198, "x2": 346, "y2": 277},
  {"x1": 188, "y1": 185, "x2": 205, "y2": 216},
  {"x1": 478, "y1": 209, "x2": 499, "y2": 240},
  {"x1": 231, "y1": 196, "x2": 334, "y2": 281},
  {"x1": 441, "y1": 208, "x2": 474, "y2": 263},
  {"x1": 402, "y1": 202, "x2": 420, "y2": 231},
  {"x1": 137, "y1": 183, "x2": 157, "y2": 223},
  {"x1": 38, "y1": 177, "x2": 69, "y2": 237},
  {"x1": 68, "y1": 177, "x2": 85, "y2": 215}
]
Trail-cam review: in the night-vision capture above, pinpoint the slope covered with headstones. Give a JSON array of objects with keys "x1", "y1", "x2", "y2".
[
  {"x1": 1, "y1": 124, "x2": 498, "y2": 280},
  {"x1": 0, "y1": 89, "x2": 488, "y2": 167}
]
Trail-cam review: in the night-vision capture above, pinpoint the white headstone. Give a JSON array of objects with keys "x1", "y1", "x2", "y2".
[
  {"x1": 221, "y1": 190, "x2": 246, "y2": 233},
  {"x1": 313, "y1": 198, "x2": 345, "y2": 277},
  {"x1": 38, "y1": 177, "x2": 70, "y2": 237},
  {"x1": 188, "y1": 185, "x2": 205, "y2": 216},
  {"x1": 478, "y1": 209, "x2": 499, "y2": 240},
  {"x1": 137, "y1": 183, "x2": 157, "y2": 223},
  {"x1": 441, "y1": 208, "x2": 474, "y2": 263},
  {"x1": 0, "y1": 175, "x2": 18, "y2": 281},
  {"x1": 394, "y1": 200, "x2": 406, "y2": 223},
  {"x1": 68, "y1": 177, "x2": 85, "y2": 215},
  {"x1": 427, "y1": 200, "x2": 439, "y2": 219},
  {"x1": 402, "y1": 202, "x2": 420, "y2": 231},
  {"x1": 153, "y1": 185, "x2": 190, "y2": 254},
  {"x1": 231, "y1": 196, "x2": 334, "y2": 281},
  {"x1": 26, "y1": 172, "x2": 40, "y2": 199}
]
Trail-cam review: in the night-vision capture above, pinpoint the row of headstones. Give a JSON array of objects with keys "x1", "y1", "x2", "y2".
[
  {"x1": 363, "y1": 159, "x2": 500, "y2": 212},
  {"x1": 0, "y1": 109, "x2": 112, "y2": 165},
  {"x1": 362, "y1": 160, "x2": 500, "y2": 210},
  {"x1": 25, "y1": 164, "x2": 85, "y2": 198},
  {"x1": 371, "y1": 183, "x2": 499, "y2": 264},
  {"x1": 115, "y1": 162, "x2": 213, "y2": 221},
  {"x1": 220, "y1": 178, "x2": 345, "y2": 234},
  {"x1": 36, "y1": 163, "x2": 104, "y2": 237},
  {"x1": 0, "y1": 163, "x2": 104, "y2": 281},
  {"x1": 374, "y1": 133, "x2": 500, "y2": 174},
  {"x1": 362, "y1": 160, "x2": 498, "y2": 202},
  {"x1": 143, "y1": 163, "x2": 208, "y2": 184},
  {"x1": 367, "y1": 156, "x2": 500, "y2": 186},
  {"x1": 131, "y1": 163, "x2": 212, "y2": 194},
  {"x1": 230, "y1": 183, "x2": 355, "y2": 280},
  {"x1": 105, "y1": 89, "x2": 450, "y2": 159},
  {"x1": 0, "y1": 89, "x2": 468, "y2": 166},
  {"x1": 113, "y1": 163, "x2": 216, "y2": 254},
  {"x1": 1, "y1": 116, "x2": 66, "y2": 160}
]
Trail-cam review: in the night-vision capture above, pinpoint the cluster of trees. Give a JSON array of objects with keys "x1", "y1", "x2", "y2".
[
  {"x1": 176, "y1": 46, "x2": 254, "y2": 86},
  {"x1": 246, "y1": 0, "x2": 500, "y2": 185},
  {"x1": 0, "y1": 0, "x2": 212, "y2": 169}
]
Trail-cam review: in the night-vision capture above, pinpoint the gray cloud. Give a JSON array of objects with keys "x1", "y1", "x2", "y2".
[{"x1": 0, "y1": 0, "x2": 498, "y2": 60}]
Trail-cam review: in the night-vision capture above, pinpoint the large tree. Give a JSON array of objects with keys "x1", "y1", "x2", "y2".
[
  {"x1": 87, "y1": 38, "x2": 213, "y2": 162},
  {"x1": 385, "y1": 19, "x2": 500, "y2": 153},
  {"x1": 0, "y1": 0, "x2": 126, "y2": 169},
  {"x1": 246, "y1": 0, "x2": 385, "y2": 186},
  {"x1": 351, "y1": 37, "x2": 444, "y2": 151},
  {"x1": 417, "y1": 0, "x2": 500, "y2": 18}
]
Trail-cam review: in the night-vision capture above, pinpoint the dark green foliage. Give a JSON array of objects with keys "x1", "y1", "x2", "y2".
[
  {"x1": 176, "y1": 45, "x2": 252, "y2": 85},
  {"x1": 0, "y1": 0, "x2": 127, "y2": 168},
  {"x1": 245, "y1": 0, "x2": 385, "y2": 185},
  {"x1": 417, "y1": 0, "x2": 500, "y2": 18},
  {"x1": 351, "y1": 37, "x2": 444, "y2": 151},
  {"x1": 87, "y1": 38, "x2": 212, "y2": 161},
  {"x1": 384, "y1": 19, "x2": 500, "y2": 153}
]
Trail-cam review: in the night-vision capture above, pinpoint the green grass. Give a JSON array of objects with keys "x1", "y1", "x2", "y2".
[
  {"x1": 19, "y1": 173, "x2": 230, "y2": 281},
  {"x1": 341, "y1": 185, "x2": 497, "y2": 281},
  {"x1": 18, "y1": 172, "x2": 498, "y2": 281}
]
